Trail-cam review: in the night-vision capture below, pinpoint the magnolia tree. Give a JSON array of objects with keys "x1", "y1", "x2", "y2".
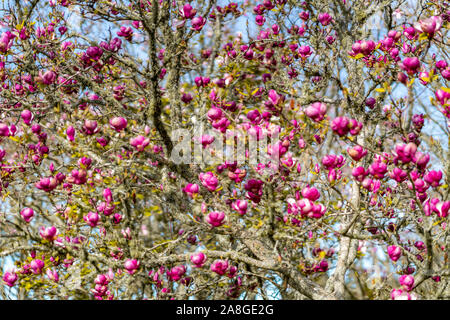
[{"x1": 0, "y1": 0, "x2": 449, "y2": 300}]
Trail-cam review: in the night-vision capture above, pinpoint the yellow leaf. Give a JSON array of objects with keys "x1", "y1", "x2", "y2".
[
  {"x1": 441, "y1": 87, "x2": 450, "y2": 93},
  {"x1": 375, "y1": 88, "x2": 385, "y2": 93},
  {"x1": 348, "y1": 53, "x2": 365, "y2": 60}
]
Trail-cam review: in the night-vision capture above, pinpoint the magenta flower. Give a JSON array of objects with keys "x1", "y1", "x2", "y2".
[
  {"x1": 82, "y1": 119, "x2": 99, "y2": 135},
  {"x1": 0, "y1": 123, "x2": 10, "y2": 137},
  {"x1": 318, "y1": 12, "x2": 333, "y2": 26},
  {"x1": 210, "y1": 259, "x2": 229, "y2": 275},
  {"x1": 39, "y1": 226, "x2": 58, "y2": 241},
  {"x1": 352, "y1": 166, "x2": 368, "y2": 182},
  {"x1": 301, "y1": 186, "x2": 320, "y2": 201},
  {"x1": 166, "y1": 265, "x2": 186, "y2": 281},
  {"x1": 190, "y1": 252, "x2": 207, "y2": 268},
  {"x1": 387, "y1": 245, "x2": 402, "y2": 262},
  {"x1": 305, "y1": 102, "x2": 327, "y2": 122},
  {"x1": 400, "y1": 57, "x2": 421, "y2": 75},
  {"x1": 21, "y1": 110, "x2": 33, "y2": 125},
  {"x1": 389, "y1": 167, "x2": 408, "y2": 183},
  {"x1": 199, "y1": 171, "x2": 219, "y2": 192},
  {"x1": 399, "y1": 275, "x2": 415, "y2": 292},
  {"x1": 46, "y1": 269, "x2": 59, "y2": 282},
  {"x1": 435, "y1": 201, "x2": 450, "y2": 218},
  {"x1": 40, "y1": 70, "x2": 57, "y2": 85},
  {"x1": 194, "y1": 76, "x2": 210, "y2": 87},
  {"x1": 66, "y1": 126, "x2": 75, "y2": 141},
  {"x1": 435, "y1": 89, "x2": 450, "y2": 106},
  {"x1": 124, "y1": 259, "x2": 140, "y2": 274},
  {"x1": 244, "y1": 179, "x2": 264, "y2": 203},
  {"x1": 183, "y1": 183, "x2": 199, "y2": 198},
  {"x1": 331, "y1": 117, "x2": 350, "y2": 136},
  {"x1": 109, "y1": 116, "x2": 128, "y2": 132},
  {"x1": 255, "y1": 15, "x2": 266, "y2": 26},
  {"x1": 20, "y1": 207, "x2": 34, "y2": 223},
  {"x1": 424, "y1": 170, "x2": 442, "y2": 188},
  {"x1": 231, "y1": 200, "x2": 248, "y2": 215},
  {"x1": 414, "y1": 16, "x2": 443, "y2": 36},
  {"x1": 299, "y1": 11, "x2": 309, "y2": 21},
  {"x1": 84, "y1": 211, "x2": 100, "y2": 227},
  {"x1": 130, "y1": 135, "x2": 150, "y2": 151},
  {"x1": 368, "y1": 161, "x2": 388, "y2": 179},
  {"x1": 181, "y1": 3, "x2": 197, "y2": 19},
  {"x1": 30, "y1": 259, "x2": 45, "y2": 274},
  {"x1": 2, "y1": 271, "x2": 18, "y2": 287},
  {"x1": 117, "y1": 26, "x2": 133, "y2": 41},
  {"x1": 394, "y1": 143, "x2": 417, "y2": 164},
  {"x1": 191, "y1": 16, "x2": 206, "y2": 31},
  {"x1": 35, "y1": 177, "x2": 59, "y2": 192},
  {"x1": 347, "y1": 145, "x2": 367, "y2": 161},
  {"x1": 206, "y1": 211, "x2": 225, "y2": 227},
  {"x1": 86, "y1": 46, "x2": 103, "y2": 60}
]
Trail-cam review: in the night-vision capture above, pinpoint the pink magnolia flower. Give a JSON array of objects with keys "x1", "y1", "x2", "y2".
[
  {"x1": 400, "y1": 57, "x2": 421, "y2": 75},
  {"x1": 109, "y1": 117, "x2": 127, "y2": 132},
  {"x1": 210, "y1": 259, "x2": 229, "y2": 275},
  {"x1": 412, "y1": 151, "x2": 430, "y2": 170},
  {"x1": 231, "y1": 200, "x2": 248, "y2": 215},
  {"x1": 130, "y1": 135, "x2": 150, "y2": 151},
  {"x1": 0, "y1": 31, "x2": 15, "y2": 53},
  {"x1": 82, "y1": 119, "x2": 99, "y2": 135},
  {"x1": 299, "y1": 11, "x2": 309, "y2": 21},
  {"x1": 21, "y1": 109, "x2": 33, "y2": 125},
  {"x1": 124, "y1": 259, "x2": 140, "y2": 274},
  {"x1": 181, "y1": 3, "x2": 197, "y2": 19},
  {"x1": 40, "y1": 226, "x2": 58, "y2": 241},
  {"x1": 298, "y1": 45, "x2": 312, "y2": 59},
  {"x1": 183, "y1": 183, "x2": 199, "y2": 198},
  {"x1": 20, "y1": 207, "x2": 34, "y2": 223},
  {"x1": 387, "y1": 245, "x2": 402, "y2": 262},
  {"x1": 424, "y1": 170, "x2": 442, "y2": 188},
  {"x1": 117, "y1": 26, "x2": 133, "y2": 41},
  {"x1": 352, "y1": 166, "x2": 368, "y2": 182},
  {"x1": 399, "y1": 275, "x2": 415, "y2": 292},
  {"x1": 166, "y1": 265, "x2": 186, "y2": 281},
  {"x1": 84, "y1": 211, "x2": 100, "y2": 227},
  {"x1": 394, "y1": 143, "x2": 417, "y2": 164},
  {"x1": 191, "y1": 16, "x2": 206, "y2": 31},
  {"x1": 35, "y1": 177, "x2": 59, "y2": 192},
  {"x1": 66, "y1": 126, "x2": 75, "y2": 141},
  {"x1": 435, "y1": 201, "x2": 450, "y2": 218},
  {"x1": 205, "y1": 211, "x2": 225, "y2": 227},
  {"x1": 30, "y1": 259, "x2": 45, "y2": 274},
  {"x1": 390, "y1": 168, "x2": 408, "y2": 183},
  {"x1": 414, "y1": 16, "x2": 443, "y2": 36},
  {"x1": 190, "y1": 252, "x2": 207, "y2": 268},
  {"x1": 305, "y1": 102, "x2": 327, "y2": 122},
  {"x1": 2, "y1": 271, "x2": 18, "y2": 287},
  {"x1": 322, "y1": 154, "x2": 345, "y2": 170},
  {"x1": 199, "y1": 171, "x2": 219, "y2": 192},
  {"x1": 67, "y1": 169, "x2": 88, "y2": 185},
  {"x1": 391, "y1": 288, "x2": 406, "y2": 300},
  {"x1": 46, "y1": 269, "x2": 59, "y2": 282},
  {"x1": 244, "y1": 179, "x2": 264, "y2": 203},
  {"x1": 200, "y1": 134, "x2": 215, "y2": 148},
  {"x1": 39, "y1": 70, "x2": 57, "y2": 85},
  {"x1": 347, "y1": 145, "x2": 367, "y2": 161},
  {"x1": 318, "y1": 12, "x2": 333, "y2": 26},
  {"x1": 0, "y1": 123, "x2": 10, "y2": 137},
  {"x1": 331, "y1": 117, "x2": 349, "y2": 136},
  {"x1": 301, "y1": 186, "x2": 320, "y2": 201},
  {"x1": 369, "y1": 160, "x2": 388, "y2": 179}
]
